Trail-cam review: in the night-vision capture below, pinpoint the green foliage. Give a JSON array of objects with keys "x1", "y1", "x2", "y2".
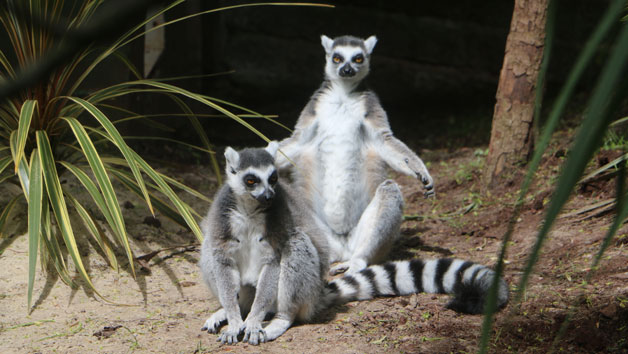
[
  {"x1": 479, "y1": 0, "x2": 628, "y2": 352},
  {"x1": 0, "y1": 0, "x2": 329, "y2": 310}
]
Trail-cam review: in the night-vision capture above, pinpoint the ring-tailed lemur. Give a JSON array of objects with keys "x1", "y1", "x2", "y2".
[
  {"x1": 200, "y1": 143, "x2": 508, "y2": 345},
  {"x1": 277, "y1": 34, "x2": 435, "y2": 276}
]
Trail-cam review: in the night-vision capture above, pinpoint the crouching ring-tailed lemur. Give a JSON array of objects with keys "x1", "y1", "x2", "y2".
[
  {"x1": 199, "y1": 143, "x2": 508, "y2": 345},
  {"x1": 276, "y1": 34, "x2": 435, "y2": 276}
]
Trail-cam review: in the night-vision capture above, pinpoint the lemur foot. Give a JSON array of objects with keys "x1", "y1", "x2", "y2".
[
  {"x1": 242, "y1": 320, "x2": 266, "y2": 345},
  {"x1": 329, "y1": 258, "x2": 367, "y2": 276},
  {"x1": 217, "y1": 321, "x2": 243, "y2": 345},
  {"x1": 201, "y1": 309, "x2": 227, "y2": 334}
]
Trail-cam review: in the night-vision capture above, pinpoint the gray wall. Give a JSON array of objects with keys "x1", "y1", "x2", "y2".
[{"x1": 144, "y1": 0, "x2": 609, "y2": 152}]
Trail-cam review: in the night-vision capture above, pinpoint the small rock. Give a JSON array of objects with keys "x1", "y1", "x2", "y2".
[
  {"x1": 143, "y1": 216, "x2": 161, "y2": 228},
  {"x1": 600, "y1": 303, "x2": 617, "y2": 318}
]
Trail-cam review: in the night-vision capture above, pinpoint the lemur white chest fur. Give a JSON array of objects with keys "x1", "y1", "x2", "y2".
[
  {"x1": 313, "y1": 84, "x2": 370, "y2": 235},
  {"x1": 228, "y1": 203, "x2": 271, "y2": 287}
]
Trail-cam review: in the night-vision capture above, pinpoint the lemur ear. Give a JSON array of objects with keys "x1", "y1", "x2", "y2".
[
  {"x1": 224, "y1": 147, "x2": 240, "y2": 174},
  {"x1": 364, "y1": 35, "x2": 378, "y2": 55},
  {"x1": 265, "y1": 141, "x2": 279, "y2": 159},
  {"x1": 321, "y1": 35, "x2": 334, "y2": 54}
]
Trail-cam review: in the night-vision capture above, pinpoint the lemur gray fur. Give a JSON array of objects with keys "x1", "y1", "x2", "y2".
[
  {"x1": 276, "y1": 34, "x2": 435, "y2": 276},
  {"x1": 199, "y1": 143, "x2": 508, "y2": 345}
]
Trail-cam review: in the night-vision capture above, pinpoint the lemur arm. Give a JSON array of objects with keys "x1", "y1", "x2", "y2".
[
  {"x1": 241, "y1": 260, "x2": 280, "y2": 343},
  {"x1": 364, "y1": 93, "x2": 434, "y2": 196},
  {"x1": 276, "y1": 93, "x2": 320, "y2": 170},
  {"x1": 211, "y1": 251, "x2": 244, "y2": 341}
]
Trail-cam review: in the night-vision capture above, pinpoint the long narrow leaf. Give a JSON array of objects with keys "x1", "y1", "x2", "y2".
[
  {"x1": 164, "y1": 93, "x2": 222, "y2": 185},
  {"x1": 13, "y1": 100, "x2": 37, "y2": 173},
  {"x1": 36, "y1": 131, "x2": 102, "y2": 298},
  {"x1": 479, "y1": 1, "x2": 628, "y2": 351},
  {"x1": 27, "y1": 150, "x2": 42, "y2": 310},
  {"x1": 39, "y1": 200, "x2": 75, "y2": 287},
  {"x1": 109, "y1": 168, "x2": 189, "y2": 228},
  {"x1": 127, "y1": 80, "x2": 272, "y2": 143},
  {"x1": 515, "y1": 6, "x2": 628, "y2": 308},
  {"x1": 61, "y1": 117, "x2": 133, "y2": 275},
  {"x1": 130, "y1": 151, "x2": 202, "y2": 242},
  {"x1": 65, "y1": 193, "x2": 118, "y2": 271},
  {"x1": 16, "y1": 155, "x2": 30, "y2": 199},
  {"x1": 0, "y1": 155, "x2": 12, "y2": 176},
  {"x1": 0, "y1": 194, "x2": 20, "y2": 238},
  {"x1": 59, "y1": 161, "x2": 117, "y2": 236},
  {"x1": 65, "y1": 97, "x2": 153, "y2": 217}
]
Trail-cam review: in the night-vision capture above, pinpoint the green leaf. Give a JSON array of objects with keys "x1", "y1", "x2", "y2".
[
  {"x1": 59, "y1": 161, "x2": 117, "y2": 237},
  {"x1": 65, "y1": 97, "x2": 153, "y2": 216},
  {"x1": 515, "y1": 3, "x2": 628, "y2": 304},
  {"x1": 479, "y1": 1, "x2": 627, "y2": 352},
  {"x1": 65, "y1": 193, "x2": 118, "y2": 272},
  {"x1": 39, "y1": 201, "x2": 75, "y2": 287},
  {"x1": 132, "y1": 80, "x2": 272, "y2": 143},
  {"x1": 13, "y1": 100, "x2": 37, "y2": 173},
  {"x1": 130, "y1": 151, "x2": 203, "y2": 242},
  {"x1": 164, "y1": 93, "x2": 222, "y2": 185},
  {"x1": 0, "y1": 194, "x2": 20, "y2": 238},
  {"x1": 61, "y1": 117, "x2": 133, "y2": 275},
  {"x1": 36, "y1": 131, "x2": 101, "y2": 298},
  {"x1": 27, "y1": 150, "x2": 42, "y2": 310},
  {"x1": 0, "y1": 155, "x2": 12, "y2": 176},
  {"x1": 101, "y1": 156, "x2": 209, "y2": 203},
  {"x1": 108, "y1": 168, "x2": 189, "y2": 228}
]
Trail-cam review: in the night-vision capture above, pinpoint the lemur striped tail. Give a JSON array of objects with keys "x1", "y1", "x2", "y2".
[{"x1": 323, "y1": 258, "x2": 509, "y2": 314}]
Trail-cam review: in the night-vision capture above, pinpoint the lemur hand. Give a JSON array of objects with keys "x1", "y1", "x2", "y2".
[
  {"x1": 420, "y1": 173, "x2": 434, "y2": 198},
  {"x1": 405, "y1": 158, "x2": 434, "y2": 198}
]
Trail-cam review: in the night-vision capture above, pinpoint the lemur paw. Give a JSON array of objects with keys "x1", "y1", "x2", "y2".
[
  {"x1": 420, "y1": 175, "x2": 435, "y2": 198},
  {"x1": 218, "y1": 322, "x2": 243, "y2": 345},
  {"x1": 330, "y1": 259, "x2": 367, "y2": 276},
  {"x1": 201, "y1": 309, "x2": 227, "y2": 334},
  {"x1": 242, "y1": 320, "x2": 266, "y2": 345}
]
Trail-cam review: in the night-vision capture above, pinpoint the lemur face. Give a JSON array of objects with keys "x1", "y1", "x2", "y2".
[
  {"x1": 321, "y1": 35, "x2": 377, "y2": 83},
  {"x1": 224, "y1": 142, "x2": 280, "y2": 209}
]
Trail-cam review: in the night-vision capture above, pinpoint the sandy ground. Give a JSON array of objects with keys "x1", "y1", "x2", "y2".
[{"x1": 1, "y1": 142, "x2": 627, "y2": 353}]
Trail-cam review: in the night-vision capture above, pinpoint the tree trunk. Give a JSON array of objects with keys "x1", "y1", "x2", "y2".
[{"x1": 484, "y1": 0, "x2": 549, "y2": 188}]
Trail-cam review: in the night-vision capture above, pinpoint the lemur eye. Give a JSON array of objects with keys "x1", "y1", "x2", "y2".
[
  {"x1": 268, "y1": 171, "x2": 278, "y2": 185},
  {"x1": 243, "y1": 174, "x2": 259, "y2": 186},
  {"x1": 353, "y1": 54, "x2": 364, "y2": 63},
  {"x1": 332, "y1": 54, "x2": 342, "y2": 63}
]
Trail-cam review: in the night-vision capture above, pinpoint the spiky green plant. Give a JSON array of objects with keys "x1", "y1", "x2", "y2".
[
  {"x1": 479, "y1": 0, "x2": 628, "y2": 352},
  {"x1": 0, "y1": 1, "x2": 329, "y2": 310}
]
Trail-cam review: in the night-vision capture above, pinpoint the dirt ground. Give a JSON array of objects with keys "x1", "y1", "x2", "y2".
[{"x1": 1, "y1": 133, "x2": 628, "y2": 353}]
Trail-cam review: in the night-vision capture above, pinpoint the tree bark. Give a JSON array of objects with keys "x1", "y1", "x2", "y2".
[{"x1": 484, "y1": 0, "x2": 549, "y2": 188}]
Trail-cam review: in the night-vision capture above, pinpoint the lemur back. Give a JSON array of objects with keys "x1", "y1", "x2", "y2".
[{"x1": 200, "y1": 143, "x2": 508, "y2": 346}]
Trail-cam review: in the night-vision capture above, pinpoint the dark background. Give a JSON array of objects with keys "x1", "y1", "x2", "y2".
[{"x1": 112, "y1": 0, "x2": 610, "y2": 154}]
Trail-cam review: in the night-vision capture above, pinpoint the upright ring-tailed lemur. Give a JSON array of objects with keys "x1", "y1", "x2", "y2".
[
  {"x1": 277, "y1": 35, "x2": 435, "y2": 275},
  {"x1": 200, "y1": 143, "x2": 508, "y2": 345}
]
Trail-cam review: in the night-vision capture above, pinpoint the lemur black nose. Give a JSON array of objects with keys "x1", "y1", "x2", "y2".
[
  {"x1": 339, "y1": 64, "x2": 355, "y2": 77},
  {"x1": 256, "y1": 190, "x2": 275, "y2": 207}
]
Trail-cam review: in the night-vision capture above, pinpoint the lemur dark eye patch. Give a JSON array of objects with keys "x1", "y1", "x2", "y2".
[
  {"x1": 353, "y1": 54, "x2": 364, "y2": 63},
  {"x1": 332, "y1": 53, "x2": 343, "y2": 63},
  {"x1": 243, "y1": 174, "x2": 260, "y2": 186},
  {"x1": 268, "y1": 171, "x2": 278, "y2": 185}
]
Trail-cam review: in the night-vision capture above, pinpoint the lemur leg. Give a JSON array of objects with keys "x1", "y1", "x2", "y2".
[
  {"x1": 330, "y1": 179, "x2": 404, "y2": 275},
  {"x1": 265, "y1": 233, "x2": 322, "y2": 341}
]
